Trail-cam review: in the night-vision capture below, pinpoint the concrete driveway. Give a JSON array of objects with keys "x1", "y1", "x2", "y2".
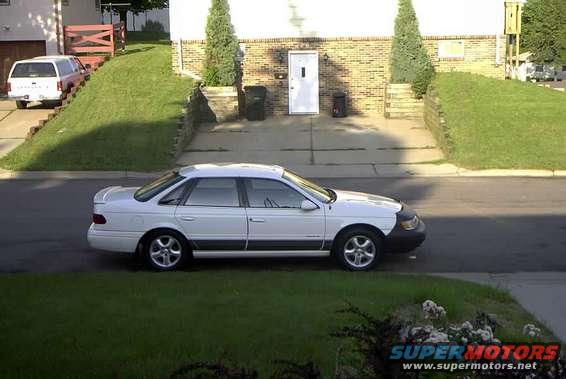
[
  {"x1": 0, "y1": 100, "x2": 53, "y2": 158},
  {"x1": 176, "y1": 115, "x2": 443, "y2": 170}
]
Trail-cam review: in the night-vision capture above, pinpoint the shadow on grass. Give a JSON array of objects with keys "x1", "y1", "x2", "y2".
[{"x1": 1, "y1": 117, "x2": 181, "y2": 171}]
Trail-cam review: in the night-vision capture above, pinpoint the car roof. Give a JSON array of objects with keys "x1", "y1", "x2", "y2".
[
  {"x1": 33, "y1": 55, "x2": 77, "y2": 60},
  {"x1": 179, "y1": 163, "x2": 284, "y2": 179},
  {"x1": 14, "y1": 57, "x2": 67, "y2": 64}
]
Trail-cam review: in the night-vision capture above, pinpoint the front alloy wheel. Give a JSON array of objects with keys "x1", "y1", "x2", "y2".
[
  {"x1": 334, "y1": 228, "x2": 383, "y2": 271},
  {"x1": 343, "y1": 235, "x2": 376, "y2": 269}
]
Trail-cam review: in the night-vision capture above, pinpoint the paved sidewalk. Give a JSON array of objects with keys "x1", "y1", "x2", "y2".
[
  {"x1": 2, "y1": 164, "x2": 566, "y2": 180},
  {"x1": 0, "y1": 101, "x2": 53, "y2": 158},
  {"x1": 434, "y1": 272, "x2": 566, "y2": 342},
  {"x1": 176, "y1": 115, "x2": 444, "y2": 167}
]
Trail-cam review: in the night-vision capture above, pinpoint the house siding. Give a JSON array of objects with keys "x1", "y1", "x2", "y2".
[{"x1": 172, "y1": 35, "x2": 504, "y2": 116}]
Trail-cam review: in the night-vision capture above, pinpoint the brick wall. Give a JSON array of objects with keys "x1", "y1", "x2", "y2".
[{"x1": 172, "y1": 35, "x2": 504, "y2": 116}]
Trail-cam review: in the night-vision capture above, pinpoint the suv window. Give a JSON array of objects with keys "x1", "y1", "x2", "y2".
[
  {"x1": 244, "y1": 178, "x2": 305, "y2": 209},
  {"x1": 56, "y1": 61, "x2": 73, "y2": 76},
  {"x1": 11, "y1": 62, "x2": 56, "y2": 78},
  {"x1": 185, "y1": 178, "x2": 239, "y2": 207}
]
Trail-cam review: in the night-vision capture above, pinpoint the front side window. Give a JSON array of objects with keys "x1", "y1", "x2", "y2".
[
  {"x1": 185, "y1": 178, "x2": 239, "y2": 207},
  {"x1": 134, "y1": 171, "x2": 184, "y2": 202},
  {"x1": 244, "y1": 178, "x2": 306, "y2": 209},
  {"x1": 282, "y1": 170, "x2": 332, "y2": 203},
  {"x1": 11, "y1": 63, "x2": 56, "y2": 78}
]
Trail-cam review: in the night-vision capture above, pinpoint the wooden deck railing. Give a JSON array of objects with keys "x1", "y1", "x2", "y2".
[{"x1": 64, "y1": 22, "x2": 126, "y2": 57}]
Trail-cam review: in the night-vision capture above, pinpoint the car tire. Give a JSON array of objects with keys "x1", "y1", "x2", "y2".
[
  {"x1": 16, "y1": 101, "x2": 27, "y2": 109},
  {"x1": 143, "y1": 230, "x2": 190, "y2": 271},
  {"x1": 333, "y1": 228, "x2": 383, "y2": 271}
]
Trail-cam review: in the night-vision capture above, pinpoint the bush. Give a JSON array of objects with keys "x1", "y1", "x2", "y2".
[
  {"x1": 203, "y1": 0, "x2": 239, "y2": 87},
  {"x1": 411, "y1": 62, "x2": 435, "y2": 98},
  {"x1": 141, "y1": 19, "x2": 165, "y2": 33},
  {"x1": 390, "y1": 0, "x2": 435, "y2": 95}
]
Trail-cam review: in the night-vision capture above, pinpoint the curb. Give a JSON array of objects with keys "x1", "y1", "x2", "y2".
[
  {"x1": 0, "y1": 170, "x2": 166, "y2": 180},
  {"x1": 1, "y1": 164, "x2": 565, "y2": 180}
]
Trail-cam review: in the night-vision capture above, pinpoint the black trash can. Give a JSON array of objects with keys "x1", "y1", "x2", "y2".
[
  {"x1": 332, "y1": 91, "x2": 347, "y2": 118},
  {"x1": 244, "y1": 86, "x2": 267, "y2": 121}
]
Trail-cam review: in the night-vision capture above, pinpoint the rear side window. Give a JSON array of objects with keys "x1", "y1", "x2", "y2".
[
  {"x1": 134, "y1": 171, "x2": 185, "y2": 202},
  {"x1": 11, "y1": 63, "x2": 56, "y2": 78},
  {"x1": 184, "y1": 178, "x2": 240, "y2": 207}
]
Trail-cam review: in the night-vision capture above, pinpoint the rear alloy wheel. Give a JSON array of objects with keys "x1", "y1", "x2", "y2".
[
  {"x1": 334, "y1": 228, "x2": 383, "y2": 271},
  {"x1": 16, "y1": 101, "x2": 28, "y2": 109},
  {"x1": 144, "y1": 231, "x2": 188, "y2": 271}
]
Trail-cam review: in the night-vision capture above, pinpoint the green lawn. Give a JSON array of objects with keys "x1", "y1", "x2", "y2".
[
  {"x1": 434, "y1": 72, "x2": 566, "y2": 169},
  {"x1": 0, "y1": 271, "x2": 551, "y2": 378},
  {"x1": 0, "y1": 39, "x2": 192, "y2": 171}
]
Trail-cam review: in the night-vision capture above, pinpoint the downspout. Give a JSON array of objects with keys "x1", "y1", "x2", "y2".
[
  {"x1": 54, "y1": 0, "x2": 63, "y2": 54},
  {"x1": 177, "y1": 39, "x2": 184, "y2": 72},
  {"x1": 495, "y1": 34, "x2": 501, "y2": 66}
]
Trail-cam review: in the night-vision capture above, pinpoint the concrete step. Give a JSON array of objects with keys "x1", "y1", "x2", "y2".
[
  {"x1": 386, "y1": 101, "x2": 424, "y2": 108},
  {"x1": 385, "y1": 111, "x2": 423, "y2": 119}
]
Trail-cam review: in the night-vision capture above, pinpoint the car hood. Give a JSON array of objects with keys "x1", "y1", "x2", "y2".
[
  {"x1": 332, "y1": 189, "x2": 402, "y2": 212},
  {"x1": 94, "y1": 186, "x2": 139, "y2": 204}
]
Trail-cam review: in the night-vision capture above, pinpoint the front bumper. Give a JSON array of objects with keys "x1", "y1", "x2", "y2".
[{"x1": 384, "y1": 205, "x2": 426, "y2": 253}]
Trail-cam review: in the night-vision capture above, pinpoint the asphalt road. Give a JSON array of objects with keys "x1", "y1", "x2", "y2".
[{"x1": 1, "y1": 177, "x2": 566, "y2": 273}]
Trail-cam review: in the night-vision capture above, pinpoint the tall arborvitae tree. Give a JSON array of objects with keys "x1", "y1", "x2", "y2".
[
  {"x1": 203, "y1": 0, "x2": 239, "y2": 86},
  {"x1": 522, "y1": 0, "x2": 566, "y2": 69},
  {"x1": 390, "y1": 0, "x2": 434, "y2": 97}
]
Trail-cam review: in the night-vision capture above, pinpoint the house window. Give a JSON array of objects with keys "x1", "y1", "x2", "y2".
[
  {"x1": 535, "y1": 65, "x2": 544, "y2": 73},
  {"x1": 62, "y1": 0, "x2": 69, "y2": 5},
  {"x1": 0, "y1": 0, "x2": 11, "y2": 5},
  {"x1": 562, "y1": 66, "x2": 566, "y2": 72},
  {"x1": 438, "y1": 40, "x2": 465, "y2": 59},
  {"x1": 95, "y1": 0, "x2": 100, "y2": 10}
]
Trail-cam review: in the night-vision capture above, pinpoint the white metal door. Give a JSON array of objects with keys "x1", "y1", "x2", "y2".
[{"x1": 289, "y1": 51, "x2": 319, "y2": 114}]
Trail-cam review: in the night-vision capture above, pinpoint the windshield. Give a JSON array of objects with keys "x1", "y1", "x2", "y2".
[
  {"x1": 11, "y1": 63, "x2": 57, "y2": 78},
  {"x1": 282, "y1": 170, "x2": 333, "y2": 203},
  {"x1": 134, "y1": 171, "x2": 185, "y2": 202}
]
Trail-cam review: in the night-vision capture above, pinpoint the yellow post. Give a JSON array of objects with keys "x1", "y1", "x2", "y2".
[{"x1": 515, "y1": 3, "x2": 522, "y2": 76}]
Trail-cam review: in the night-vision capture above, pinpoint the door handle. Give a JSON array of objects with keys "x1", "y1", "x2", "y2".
[
  {"x1": 181, "y1": 216, "x2": 196, "y2": 221},
  {"x1": 249, "y1": 218, "x2": 265, "y2": 223}
]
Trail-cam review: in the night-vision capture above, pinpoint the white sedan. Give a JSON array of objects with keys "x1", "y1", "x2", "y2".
[{"x1": 87, "y1": 163, "x2": 426, "y2": 271}]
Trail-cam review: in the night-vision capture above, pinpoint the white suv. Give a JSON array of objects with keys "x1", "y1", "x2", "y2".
[{"x1": 6, "y1": 57, "x2": 83, "y2": 109}]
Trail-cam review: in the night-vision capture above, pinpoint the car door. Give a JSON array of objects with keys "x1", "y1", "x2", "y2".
[
  {"x1": 242, "y1": 178, "x2": 325, "y2": 251},
  {"x1": 174, "y1": 177, "x2": 247, "y2": 250}
]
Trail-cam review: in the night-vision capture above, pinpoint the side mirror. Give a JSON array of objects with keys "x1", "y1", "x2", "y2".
[
  {"x1": 300, "y1": 199, "x2": 318, "y2": 211},
  {"x1": 84, "y1": 64, "x2": 92, "y2": 70}
]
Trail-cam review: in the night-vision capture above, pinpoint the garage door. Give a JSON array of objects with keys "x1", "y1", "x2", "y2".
[{"x1": 0, "y1": 41, "x2": 46, "y2": 93}]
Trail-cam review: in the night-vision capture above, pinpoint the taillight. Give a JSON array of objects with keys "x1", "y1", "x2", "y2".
[
  {"x1": 5, "y1": 82, "x2": 11, "y2": 92},
  {"x1": 57, "y1": 81, "x2": 63, "y2": 91},
  {"x1": 92, "y1": 214, "x2": 107, "y2": 224}
]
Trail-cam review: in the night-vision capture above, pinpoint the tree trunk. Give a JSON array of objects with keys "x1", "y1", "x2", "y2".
[{"x1": 119, "y1": 9, "x2": 128, "y2": 27}]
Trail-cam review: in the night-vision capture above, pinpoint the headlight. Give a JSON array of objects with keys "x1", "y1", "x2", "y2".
[{"x1": 400, "y1": 216, "x2": 419, "y2": 231}]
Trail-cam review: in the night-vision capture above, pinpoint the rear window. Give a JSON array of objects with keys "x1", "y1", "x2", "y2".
[
  {"x1": 11, "y1": 63, "x2": 57, "y2": 78},
  {"x1": 134, "y1": 171, "x2": 185, "y2": 202}
]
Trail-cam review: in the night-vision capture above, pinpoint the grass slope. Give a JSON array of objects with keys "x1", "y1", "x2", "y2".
[
  {"x1": 0, "y1": 40, "x2": 192, "y2": 171},
  {"x1": 434, "y1": 73, "x2": 566, "y2": 169},
  {"x1": 0, "y1": 272, "x2": 550, "y2": 378}
]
